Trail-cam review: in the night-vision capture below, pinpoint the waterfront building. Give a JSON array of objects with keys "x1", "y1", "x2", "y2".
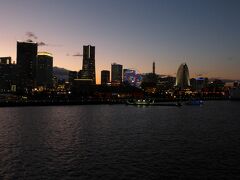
[
  {"x1": 229, "y1": 82, "x2": 240, "y2": 100},
  {"x1": 101, "y1": 70, "x2": 110, "y2": 85},
  {"x1": 229, "y1": 88, "x2": 240, "y2": 100},
  {"x1": 141, "y1": 73, "x2": 158, "y2": 94},
  {"x1": 17, "y1": 41, "x2": 38, "y2": 93},
  {"x1": 190, "y1": 77, "x2": 208, "y2": 91},
  {"x1": 80, "y1": 45, "x2": 96, "y2": 84},
  {"x1": 158, "y1": 76, "x2": 176, "y2": 90},
  {"x1": 0, "y1": 57, "x2": 18, "y2": 92},
  {"x1": 36, "y1": 52, "x2": 53, "y2": 89},
  {"x1": 71, "y1": 79, "x2": 95, "y2": 96},
  {"x1": 0, "y1": 57, "x2": 11, "y2": 64},
  {"x1": 111, "y1": 63, "x2": 123, "y2": 86},
  {"x1": 69, "y1": 71, "x2": 78, "y2": 86},
  {"x1": 175, "y1": 63, "x2": 190, "y2": 89},
  {"x1": 208, "y1": 79, "x2": 225, "y2": 92}
]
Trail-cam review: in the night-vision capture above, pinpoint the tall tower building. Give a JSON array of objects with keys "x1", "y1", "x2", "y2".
[
  {"x1": 36, "y1": 52, "x2": 53, "y2": 89},
  {"x1": 81, "y1": 45, "x2": 96, "y2": 84},
  {"x1": 101, "y1": 70, "x2": 110, "y2": 85},
  {"x1": 111, "y1": 63, "x2": 123, "y2": 85},
  {"x1": 175, "y1": 63, "x2": 190, "y2": 89},
  {"x1": 17, "y1": 41, "x2": 38, "y2": 93},
  {"x1": 153, "y1": 61, "x2": 155, "y2": 74}
]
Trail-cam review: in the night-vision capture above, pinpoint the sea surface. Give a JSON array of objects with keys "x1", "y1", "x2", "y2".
[{"x1": 0, "y1": 101, "x2": 240, "y2": 179}]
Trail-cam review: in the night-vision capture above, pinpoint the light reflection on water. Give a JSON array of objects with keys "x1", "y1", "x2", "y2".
[{"x1": 0, "y1": 101, "x2": 240, "y2": 179}]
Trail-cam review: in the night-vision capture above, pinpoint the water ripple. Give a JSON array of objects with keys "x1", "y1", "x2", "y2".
[{"x1": 0, "y1": 102, "x2": 240, "y2": 179}]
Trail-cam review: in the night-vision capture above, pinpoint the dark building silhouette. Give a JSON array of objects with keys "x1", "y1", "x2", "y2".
[
  {"x1": 69, "y1": 71, "x2": 78, "y2": 86},
  {"x1": 101, "y1": 70, "x2": 110, "y2": 85},
  {"x1": 0, "y1": 57, "x2": 18, "y2": 92},
  {"x1": 208, "y1": 79, "x2": 225, "y2": 92},
  {"x1": 80, "y1": 45, "x2": 96, "y2": 84},
  {"x1": 111, "y1": 63, "x2": 122, "y2": 85},
  {"x1": 78, "y1": 70, "x2": 83, "y2": 79},
  {"x1": 0, "y1": 57, "x2": 11, "y2": 64},
  {"x1": 141, "y1": 73, "x2": 158, "y2": 94},
  {"x1": 153, "y1": 61, "x2": 155, "y2": 74},
  {"x1": 190, "y1": 77, "x2": 208, "y2": 91},
  {"x1": 158, "y1": 76, "x2": 176, "y2": 90},
  {"x1": 36, "y1": 52, "x2": 53, "y2": 89},
  {"x1": 71, "y1": 79, "x2": 95, "y2": 96},
  {"x1": 17, "y1": 41, "x2": 38, "y2": 93}
]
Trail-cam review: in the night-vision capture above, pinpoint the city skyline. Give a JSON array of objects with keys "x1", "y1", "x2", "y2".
[{"x1": 1, "y1": 0, "x2": 240, "y2": 84}]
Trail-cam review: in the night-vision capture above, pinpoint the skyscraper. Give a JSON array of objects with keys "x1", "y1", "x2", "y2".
[
  {"x1": 175, "y1": 63, "x2": 190, "y2": 89},
  {"x1": 80, "y1": 45, "x2": 96, "y2": 84},
  {"x1": 111, "y1": 63, "x2": 122, "y2": 85},
  {"x1": 17, "y1": 41, "x2": 38, "y2": 93},
  {"x1": 36, "y1": 52, "x2": 53, "y2": 89},
  {"x1": 101, "y1": 70, "x2": 110, "y2": 85}
]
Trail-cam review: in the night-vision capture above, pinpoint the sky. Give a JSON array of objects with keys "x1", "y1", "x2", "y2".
[{"x1": 0, "y1": 0, "x2": 240, "y2": 83}]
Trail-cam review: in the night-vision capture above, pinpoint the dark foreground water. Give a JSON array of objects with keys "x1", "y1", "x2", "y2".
[{"x1": 0, "y1": 101, "x2": 240, "y2": 179}]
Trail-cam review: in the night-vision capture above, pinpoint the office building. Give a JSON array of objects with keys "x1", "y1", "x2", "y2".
[
  {"x1": 0, "y1": 57, "x2": 11, "y2": 64},
  {"x1": 36, "y1": 52, "x2": 53, "y2": 89},
  {"x1": 190, "y1": 77, "x2": 209, "y2": 91},
  {"x1": 0, "y1": 57, "x2": 18, "y2": 92},
  {"x1": 101, "y1": 70, "x2": 110, "y2": 85},
  {"x1": 80, "y1": 45, "x2": 96, "y2": 84},
  {"x1": 158, "y1": 76, "x2": 176, "y2": 90},
  {"x1": 175, "y1": 63, "x2": 190, "y2": 89},
  {"x1": 69, "y1": 71, "x2": 78, "y2": 85},
  {"x1": 111, "y1": 63, "x2": 122, "y2": 85},
  {"x1": 17, "y1": 41, "x2": 38, "y2": 93}
]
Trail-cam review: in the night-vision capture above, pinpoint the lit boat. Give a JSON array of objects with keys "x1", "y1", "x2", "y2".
[
  {"x1": 126, "y1": 99, "x2": 182, "y2": 106},
  {"x1": 126, "y1": 99, "x2": 152, "y2": 106}
]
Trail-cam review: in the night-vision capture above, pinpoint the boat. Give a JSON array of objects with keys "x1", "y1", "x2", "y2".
[
  {"x1": 126, "y1": 99, "x2": 152, "y2": 106},
  {"x1": 185, "y1": 100, "x2": 204, "y2": 105},
  {"x1": 126, "y1": 99, "x2": 182, "y2": 107}
]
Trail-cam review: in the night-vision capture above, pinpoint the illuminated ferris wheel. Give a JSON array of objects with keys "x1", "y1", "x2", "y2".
[{"x1": 123, "y1": 68, "x2": 143, "y2": 87}]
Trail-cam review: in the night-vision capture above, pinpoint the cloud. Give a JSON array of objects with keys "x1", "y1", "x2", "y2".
[
  {"x1": 26, "y1": 39, "x2": 34, "y2": 43},
  {"x1": 26, "y1": 32, "x2": 38, "y2": 39},
  {"x1": 72, "y1": 53, "x2": 83, "y2": 57},
  {"x1": 26, "y1": 32, "x2": 47, "y2": 46},
  {"x1": 25, "y1": 31, "x2": 62, "y2": 47},
  {"x1": 38, "y1": 41, "x2": 47, "y2": 46}
]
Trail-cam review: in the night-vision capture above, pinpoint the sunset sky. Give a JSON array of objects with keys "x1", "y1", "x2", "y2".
[{"x1": 0, "y1": 0, "x2": 240, "y2": 83}]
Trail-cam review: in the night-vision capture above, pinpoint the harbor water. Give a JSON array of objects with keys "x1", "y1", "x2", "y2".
[{"x1": 0, "y1": 101, "x2": 240, "y2": 179}]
